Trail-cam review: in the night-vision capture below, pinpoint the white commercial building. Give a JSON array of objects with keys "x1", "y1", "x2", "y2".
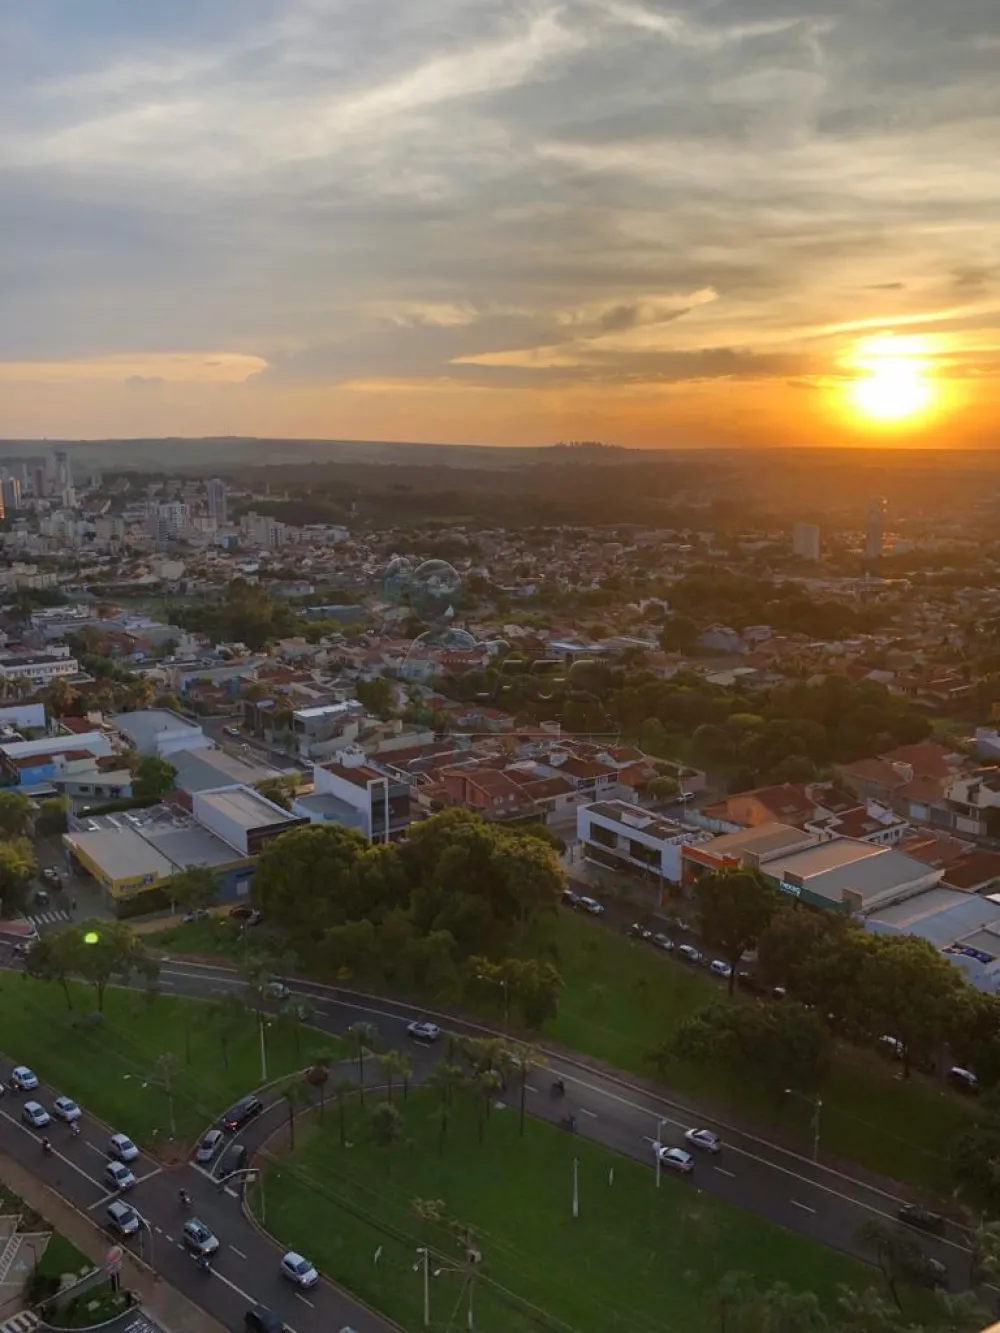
[
  {"x1": 792, "y1": 522, "x2": 821, "y2": 561},
  {"x1": 111, "y1": 709, "x2": 212, "y2": 759},
  {"x1": 192, "y1": 785, "x2": 306, "y2": 857},
  {"x1": 0, "y1": 652, "x2": 78, "y2": 685},
  {"x1": 577, "y1": 799, "x2": 710, "y2": 885}
]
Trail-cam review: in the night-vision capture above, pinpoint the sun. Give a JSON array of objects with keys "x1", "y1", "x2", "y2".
[{"x1": 849, "y1": 353, "x2": 933, "y2": 424}]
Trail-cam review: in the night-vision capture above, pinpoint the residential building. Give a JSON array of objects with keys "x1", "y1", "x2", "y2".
[
  {"x1": 866, "y1": 497, "x2": 887, "y2": 563},
  {"x1": 111, "y1": 708, "x2": 212, "y2": 759},
  {"x1": 207, "y1": 478, "x2": 228, "y2": 524},
  {"x1": 0, "y1": 651, "x2": 78, "y2": 685},
  {"x1": 304, "y1": 749, "x2": 412, "y2": 842},
  {"x1": 578, "y1": 800, "x2": 710, "y2": 884},
  {"x1": 792, "y1": 522, "x2": 820, "y2": 561},
  {"x1": 1, "y1": 473, "x2": 21, "y2": 513}
]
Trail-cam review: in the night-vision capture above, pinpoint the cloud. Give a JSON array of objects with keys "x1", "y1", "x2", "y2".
[{"x1": 0, "y1": 0, "x2": 998, "y2": 441}]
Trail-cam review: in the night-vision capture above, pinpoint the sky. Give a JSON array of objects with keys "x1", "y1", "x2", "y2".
[{"x1": 1, "y1": 0, "x2": 998, "y2": 448}]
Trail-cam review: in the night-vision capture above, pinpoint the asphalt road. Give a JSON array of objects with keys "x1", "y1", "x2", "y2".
[{"x1": 0, "y1": 953, "x2": 979, "y2": 1333}]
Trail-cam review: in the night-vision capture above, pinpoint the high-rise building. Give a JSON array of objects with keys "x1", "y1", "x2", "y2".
[
  {"x1": 866, "y1": 498, "x2": 887, "y2": 563},
  {"x1": 1, "y1": 473, "x2": 22, "y2": 513},
  {"x1": 207, "y1": 478, "x2": 228, "y2": 524},
  {"x1": 54, "y1": 449, "x2": 72, "y2": 490},
  {"x1": 792, "y1": 521, "x2": 820, "y2": 561}
]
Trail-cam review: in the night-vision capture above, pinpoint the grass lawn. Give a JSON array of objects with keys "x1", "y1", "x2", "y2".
[
  {"x1": 0, "y1": 972, "x2": 342, "y2": 1150},
  {"x1": 252, "y1": 1091, "x2": 882, "y2": 1333},
  {"x1": 36, "y1": 1233, "x2": 93, "y2": 1283},
  {"x1": 145, "y1": 914, "x2": 248, "y2": 960},
  {"x1": 47, "y1": 1282, "x2": 133, "y2": 1329},
  {"x1": 547, "y1": 912, "x2": 974, "y2": 1195}
]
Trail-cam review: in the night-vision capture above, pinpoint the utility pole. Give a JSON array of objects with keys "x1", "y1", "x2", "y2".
[
  {"x1": 415, "y1": 1248, "x2": 431, "y2": 1327},
  {"x1": 572, "y1": 1157, "x2": 579, "y2": 1219}
]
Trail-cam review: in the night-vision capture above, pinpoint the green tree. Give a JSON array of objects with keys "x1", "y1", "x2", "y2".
[
  {"x1": 647, "y1": 775, "x2": 680, "y2": 801},
  {"x1": 168, "y1": 865, "x2": 220, "y2": 915},
  {"x1": 154, "y1": 692, "x2": 182, "y2": 711},
  {"x1": 133, "y1": 756, "x2": 177, "y2": 800},
  {"x1": 255, "y1": 775, "x2": 301, "y2": 812},
  {"x1": 376, "y1": 1049, "x2": 411, "y2": 1104},
  {"x1": 695, "y1": 869, "x2": 780, "y2": 996},
  {"x1": 41, "y1": 677, "x2": 76, "y2": 719},
  {"x1": 331, "y1": 1076, "x2": 358, "y2": 1147},
  {"x1": 355, "y1": 677, "x2": 394, "y2": 718},
  {"x1": 304, "y1": 1049, "x2": 339, "y2": 1122},
  {"x1": 251, "y1": 823, "x2": 368, "y2": 947},
  {"x1": 369, "y1": 1100, "x2": 404, "y2": 1151},
  {"x1": 855, "y1": 1220, "x2": 945, "y2": 1310},
  {"x1": 854, "y1": 935, "x2": 965, "y2": 1077},
  {"x1": 0, "y1": 838, "x2": 36, "y2": 915},
  {"x1": 0, "y1": 791, "x2": 32, "y2": 837},
  {"x1": 73, "y1": 919, "x2": 159, "y2": 1012},
  {"x1": 35, "y1": 796, "x2": 69, "y2": 836},
  {"x1": 278, "y1": 1075, "x2": 310, "y2": 1151},
  {"x1": 348, "y1": 1022, "x2": 379, "y2": 1107},
  {"x1": 25, "y1": 930, "x2": 84, "y2": 1010},
  {"x1": 952, "y1": 1089, "x2": 1000, "y2": 1214},
  {"x1": 658, "y1": 615, "x2": 699, "y2": 653},
  {"x1": 210, "y1": 990, "x2": 248, "y2": 1069}
]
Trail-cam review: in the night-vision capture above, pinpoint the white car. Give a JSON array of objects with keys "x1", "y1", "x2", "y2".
[
  {"x1": 104, "y1": 1161, "x2": 136, "y2": 1191},
  {"x1": 684, "y1": 1128, "x2": 722, "y2": 1154},
  {"x1": 652, "y1": 1143, "x2": 694, "y2": 1175},
  {"x1": 10, "y1": 1066, "x2": 39, "y2": 1092},
  {"x1": 22, "y1": 1101, "x2": 51, "y2": 1128},
  {"x1": 53, "y1": 1096, "x2": 81, "y2": 1123},
  {"x1": 108, "y1": 1133, "x2": 140, "y2": 1163},
  {"x1": 709, "y1": 960, "x2": 732, "y2": 980},
  {"x1": 578, "y1": 896, "x2": 605, "y2": 916},
  {"x1": 677, "y1": 944, "x2": 702, "y2": 965},
  {"x1": 264, "y1": 981, "x2": 290, "y2": 1001},
  {"x1": 280, "y1": 1251, "x2": 319, "y2": 1289},
  {"x1": 406, "y1": 1020, "x2": 441, "y2": 1043},
  {"x1": 183, "y1": 1219, "x2": 220, "y2": 1256}
]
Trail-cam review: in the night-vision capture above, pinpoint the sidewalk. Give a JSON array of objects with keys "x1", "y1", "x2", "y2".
[{"x1": 0, "y1": 1156, "x2": 224, "y2": 1333}]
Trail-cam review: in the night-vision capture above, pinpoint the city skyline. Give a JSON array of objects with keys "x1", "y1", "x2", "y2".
[{"x1": 1, "y1": 1, "x2": 997, "y2": 448}]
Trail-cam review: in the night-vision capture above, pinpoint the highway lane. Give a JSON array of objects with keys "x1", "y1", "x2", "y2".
[
  {"x1": 155, "y1": 957, "x2": 969, "y2": 1283},
  {"x1": 0, "y1": 1065, "x2": 393, "y2": 1333}
]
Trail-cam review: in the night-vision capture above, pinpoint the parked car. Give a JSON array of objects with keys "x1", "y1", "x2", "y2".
[
  {"x1": 229, "y1": 906, "x2": 262, "y2": 925},
  {"x1": 219, "y1": 1142, "x2": 249, "y2": 1179},
  {"x1": 223, "y1": 1095, "x2": 264, "y2": 1133},
  {"x1": 652, "y1": 933, "x2": 675, "y2": 952},
  {"x1": 22, "y1": 1101, "x2": 51, "y2": 1128},
  {"x1": 561, "y1": 890, "x2": 582, "y2": 908},
  {"x1": 52, "y1": 1096, "x2": 81, "y2": 1123},
  {"x1": 245, "y1": 1309, "x2": 284, "y2": 1333},
  {"x1": 280, "y1": 1251, "x2": 319, "y2": 1289},
  {"x1": 652, "y1": 1143, "x2": 694, "y2": 1175},
  {"x1": 104, "y1": 1161, "x2": 136, "y2": 1191},
  {"x1": 106, "y1": 1201, "x2": 141, "y2": 1237},
  {"x1": 577, "y1": 896, "x2": 605, "y2": 916},
  {"x1": 897, "y1": 1204, "x2": 945, "y2": 1236},
  {"x1": 41, "y1": 867, "x2": 62, "y2": 887},
  {"x1": 407, "y1": 1020, "x2": 441, "y2": 1043},
  {"x1": 183, "y1": 1219, "x2": 221, "y2": 1256},
  {"x1": 625, "y1": 923, "x2": 652, "y2": 940},
  {"x1": 182, "y1": 908, "x2": 210, "y2": 923},
  {"x1": 709, "y1": 960, "x2": 732, "y2": 980},
  {"x1": 195, "y1": 1129, "x2": 225, "y2": 1164},
  {"x1": 948, "y1": 1066, "x2": 979, "y2": 1095},
  {"x1": 224, "y1": 726, "x2": 241, "y2": 738},
  {"x1": 677, "y1": 944, "x2": 702, "y2": 965},
  {"x1": 737, "y1": 971, "x2": 764, "y2": 994},
  {"x1": 108, "y1": 1133, "x2": 140, "y2": 1163},
  {"x1": 684, "y1": 1128, "x2": 722, "y2": 1154},
  {"x1": 10, "y1": 1066, "x2": 39, "y2": 1091}
]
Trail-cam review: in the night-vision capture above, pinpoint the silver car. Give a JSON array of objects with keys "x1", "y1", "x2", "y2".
[
  {"x1": 195, "y1": 1128, "x2": 224, "y2": 1164},
  {"x1": 108, "y1": 1133, "x2": 140, "y2": 1163},
  {"x1": 280, "y1": 1251, "x2": 319, "y2": 1289},
  {"x1": 22, "y1": 1101, "x2": 51, "y2": 1128},
  {"x1": 10, "y1": 1066, "x2": 39, "y2": 1092}
]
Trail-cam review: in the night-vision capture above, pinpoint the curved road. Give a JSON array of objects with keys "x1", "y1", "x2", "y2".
[{"x1": 0, "y1": 956, "x2": 978, "y2": 1333}]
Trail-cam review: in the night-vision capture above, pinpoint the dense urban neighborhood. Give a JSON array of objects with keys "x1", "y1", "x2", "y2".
[{"x1": 2, "y1": 445, "x2": 1000, "y2": 1332}]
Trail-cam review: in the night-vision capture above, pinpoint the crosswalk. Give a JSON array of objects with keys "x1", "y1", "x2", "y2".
[
  {"x1": 24, "y1": 909, "x2": 71, "y2": 928},
  {"x1": 0, "y1": 1311, "x2": 40, "y2": 1333}
]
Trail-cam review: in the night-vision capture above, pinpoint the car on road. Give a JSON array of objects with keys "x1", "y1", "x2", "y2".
[
  {"x1": 10, "y1": 1066, "x2": 39, "y2": 1091},
  {"x1": 897, "y1": 1204, "x2": 945, "y2": 1235},
  {"x1": 183, "y1": 1219, "x2": 221, "y2": 1256},
  {"x1": 41, "y1": 867, "x2": 62, "y2": 887},
  {"x1": 245, "y1": 1308, "x2": 285, "y2": 1333},
  {"x1": 625, "y1": 923, "x2": 652, "y2": 940},
  {"x1": 195, "y1": 1129, "x2": 225, "y2": 1163},
  {"x1": 577, "y1": 896, "x2": 605, "y2": 916},
  {"x1": 280, "y1": 1251, "x2": 319, "y2": 1289},
  {"x1": 223, "y1": 1094, "x2": 264, "y2": 1133},
  {"x1": 652, "y1": 933, "x2": 675, "y2": 952},
  {"x1": 104, "y1": 1161, "x2": 136, "y2": 1191},
  {"x1": 108, "y1": 1133, "x2": 140, "y2": 1163},
  {"x1": 106, "y1": 1201, "x2": 141, "y2": 1237},
  {"x1": 219, "y1": 1142, "x2": 249, "y2": 1179},
  {"x1": 407, "y1": 1020, "x2": 441, "y2": 1043},
  {"x1": 684, "y1": 1128, "x2": 722, "y2": 1154},
  {"x1": 53, "y1": 1096, "x2": 81, "y2": 1123},
  {"x1": 948, "y1": 1066, "x2": 979, "y2": 1094},
  {"x1": 264, "y1": 980, "x2": 290, "y2": 1001},
  {"x1": 677, "y1": 944, "x2": 703, "y2": 965},
  {"x1": 229, "y1": 906, "x2": 262, "y2": 926},
  {"x1": 22, "y1": 1101, "x2": 50, "y2": 1128},
  {"x1": 561, "y1": 889, "x2": 582, "y2": 908},
  {"x1": 182, "y1": 908, "x2": 210, "y2": 923},
  {"x1": 652, "y1": 1143, "x2": 694, "y2": 1175},
  {"x1": 709, "y1": 960, "x2": 732, "y2": 980},
  {"x1": 224, "y1": 726, "x2": 241, "y2": 738}
]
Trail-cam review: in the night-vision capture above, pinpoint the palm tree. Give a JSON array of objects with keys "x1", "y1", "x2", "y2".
[
  {"x1": 278, "y1": 1075, "x2": 309, "y2": 1151},
  {"x1": 427, "y1": 1061, "x2": 464, "y2": 1153},
  {"x1": 305, "y1": 1049, "x2": 339, "y2": 1122},
  {"x1": 376, "y1": 1050, "x2": 411, "y2": 1104},
  {"x1": 348, "y1": 1022, "x2": 379, "y2": 1106},
  {"x1": 513, "y1": 1044, "x2": 545, "y2": 1137},
  {"x1": 332, "y1": 1076, "x2": 358, "y2": 1147},
  {"x1": 210, "y1": 991, "x2": 249, "y2": 1069}
]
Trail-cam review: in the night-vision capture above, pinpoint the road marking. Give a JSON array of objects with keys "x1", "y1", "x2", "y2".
[
  {"x1": 84, "y1": 1142, "x2": 106, "y2": 1157},
  {"x1": 135, "y1": 1167, "x2": 162, "y2": 1184},
  {"x1": 715, "y1": 1168, "x2": 736, "y2": 1178},
  {"x1": 0, "y1": 1109, "x2": 103, "y2": 1190},
  {"x1": 164, "y1": 1235, "x2": 175, "y2": 1244},
  {"x1": 189, "y1": 1163, "x2": 218, "y2": 1183},
  {"x1": 294, "y1": 1293, "x2": 315, "y2": 1308},
  {"x1": 525, "y1": 1084, "x2": 539, "y2": 1094},
  {"x1": 224, "y1": 1187, "x2": 238, "y2": 1199},
  {"x1": 578, "y1": 1108, "x2": 598, "y2": 1119},
  {"x1": 230, "y1": 1246, "x2": 247, "y2": 1259},
  {"x1": 791, "y1": 1201, "x2": 816, "y2": 1214},
  {"x1": 88, "y1": 1190, "x2": 120, "y2": 1211}
]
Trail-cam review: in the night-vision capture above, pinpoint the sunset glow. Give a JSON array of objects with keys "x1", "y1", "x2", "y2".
[{"x1": 850, "y1": 356, "x2": 934, "y2": 424}]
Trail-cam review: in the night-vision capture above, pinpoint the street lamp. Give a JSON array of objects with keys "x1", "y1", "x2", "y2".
[
  {"x1": 412, "y1": 1248, "x2": 444, "y2": 1328},
  {"x1": 654, "y1": 1116, "x2": 666, "y2": 1189},
  {"x1": 784, "y1": 1088, "x2": 823, "y2": 1162},
  {"x1": 475, "y1": 971, "x2": 509, "y2": 1024},
  {"x1": 136, "y1": 1213, "x2": 154, "y2": 1266}
]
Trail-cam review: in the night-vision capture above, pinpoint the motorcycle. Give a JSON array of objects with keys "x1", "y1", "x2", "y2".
[
  {"x1": 196, "y1": 1254, "x2": 212, "y2": 1274},
  {"x1": 41, "y1": 1137, "x2": 53, "y2": 1156},
  {"x1": 550, "y1": 1078, "x2": 565, "y2": 1097},
  {"x1": 560, "y1": 1114, "x2": 577, "y2": 1134}
]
